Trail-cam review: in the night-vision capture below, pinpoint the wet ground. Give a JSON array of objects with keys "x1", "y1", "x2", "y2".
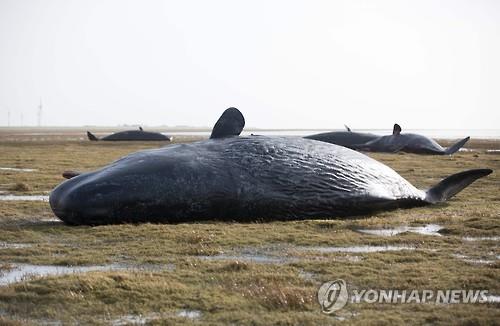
[
  {"x1": 356, "y1": 224, "x2": 443, "y2": 237},
  {"x1": 0, "y1": 195, "x2": 49, "y2": 201},
  {"x1": 0, "y1": 132, "x2": 498, "y2": 324}
]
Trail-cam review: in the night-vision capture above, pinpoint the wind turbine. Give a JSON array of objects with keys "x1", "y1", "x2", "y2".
[{"x1": 37, "y1": 98, "x2": 43, "y2": 126}]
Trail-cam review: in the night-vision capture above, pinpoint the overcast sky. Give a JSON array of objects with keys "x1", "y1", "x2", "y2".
[{"x1": 0, "y1": 0, "x2": 499, "y2": 129}]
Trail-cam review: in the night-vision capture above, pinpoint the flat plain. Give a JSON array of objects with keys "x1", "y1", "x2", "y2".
[{"x1": 0, "y1": 128, "x2": 498, "y2": 325}]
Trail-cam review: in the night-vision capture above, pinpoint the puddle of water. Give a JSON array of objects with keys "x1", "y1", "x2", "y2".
[
  {"x1": 0, "y1": 167, "x2": 37, "y2": 172},
  {"x1": 452, "y1": 254, "x2": 498, "y2": 265},
  {"x1": 462, "y1": 236, "x2": 500, "y2": 242},
  {"x1": 199, "y1": 245, "x2": 296, "y2": 264},
  {"x1": 0, "y1": 264, "x2": 114, "y2": 286},
  {"x1": 39, "y1": 218, "x2": 63, "y2": 223},
  {"x1": 199, "y1": 244, "x2": 411, "y2": 264},
  {"x1": 463, "y1": 259, "x2": 495, "y2": 265},
  {"x1": 459, "y1": 148, "x2": 500, "y2": 154},
  {"x1": 302, "y1": 245, "x2": 415, "y2": 253},
  {"x1": 111, "y1": 313, "x2": 159, "y2": 326},
  {"x1": 0, "y1": 195, "x2": 49, "y2": 201},
  {"x1": 333, "y1": 255, "x2": 364, "y2": 262},
  {"x1": 131, "y1": 263, "x2": 176, "y2": 272},
  {"x1": 177, "y1": 309, "x2": 202, "y2": 319},
  {"x1": 110, "y1": 309, "x2": 201, "y2": 324},
  {"x1": 357, "y1": 224, "x2": 443, "y2": 237},
  {"x1": 0, "y1": 263, "x2": 173, "y2": 286},
  {"x1": 199, "y1": 254, "x2": 292, "y2": 264},
  {"x1": 0, "y1": 242, "x2": 32, "y2": 249}
]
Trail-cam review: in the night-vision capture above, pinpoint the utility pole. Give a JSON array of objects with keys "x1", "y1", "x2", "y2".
[{"x1": 37, "y1": 98, "x2": 43, "y2": 126}]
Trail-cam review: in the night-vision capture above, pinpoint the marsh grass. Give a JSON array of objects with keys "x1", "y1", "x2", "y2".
[{"x1": 0, "y1": 132, "x2": 498, "y2": 324}]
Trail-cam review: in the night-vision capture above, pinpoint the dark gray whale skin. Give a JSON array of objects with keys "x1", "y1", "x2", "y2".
[
  {"x1": 355, "y1": 133, "x2": 470, "y2": 155},
  {"x1": 353, "y1": 124, "x2": 470, "y2": 155},
  {"x1": 87, "y1": 130, "x2": 172, "y2": 141},
  {"x1": 304, "y1": 131, "x2": 379, "y2": 149},
  {"x1": 50, "y1": 109, "x2": 491, "y2": 225}
]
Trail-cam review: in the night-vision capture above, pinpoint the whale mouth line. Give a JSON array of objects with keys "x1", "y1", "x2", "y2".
[
  {"x1": 51, "y1": 208, "x2": 77, "y2": 219},
  {"x1": 51, "y1": 209, "x2": 109, "y2": 226}
]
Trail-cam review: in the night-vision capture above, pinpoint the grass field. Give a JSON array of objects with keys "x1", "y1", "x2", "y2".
[{"x1": 0, "y1": 130, "x2": 498, "y2": 325}]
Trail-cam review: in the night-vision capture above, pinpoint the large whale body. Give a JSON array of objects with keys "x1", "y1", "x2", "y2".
[
  {"x1": 50, "y1": 108, "x2": 491, "y2": 225},
  {"x1": 304, "y1": 126, "x2": 379, "y2": 149},
  {"x1": 353, "y1": 124, "x2": 470, "y2": 155},
  {"x1": 87, "y1": 127, "x2": 172, "y2": 141}
]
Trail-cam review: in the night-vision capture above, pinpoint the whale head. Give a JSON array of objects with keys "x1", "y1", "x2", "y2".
[
  {"x1": 50, "y1": 108, "x2": 246, "y2": 225},
  {"x1": 50, "y1": 152, "x2": 172, "y2": 225}
]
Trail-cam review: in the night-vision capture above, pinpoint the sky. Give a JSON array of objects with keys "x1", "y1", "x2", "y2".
[{"x1": 0, "y1": 0, "x2": 499, "y2": 129}]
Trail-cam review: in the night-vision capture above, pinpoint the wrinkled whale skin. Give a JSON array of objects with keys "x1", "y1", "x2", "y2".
[{"x1": 50, "y1": 136, "x2": 428, "y2": 225}]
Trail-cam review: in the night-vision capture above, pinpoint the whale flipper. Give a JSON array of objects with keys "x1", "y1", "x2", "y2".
[
  {"x1": 425, "y1": 169, "x2": 492, "y2": 203},
  {"x1": 87, "y1": 131, "x2": 99, "y2": 141},
  {"x1": 210, "y1": 107, "x2": 245, "y2": 139},
  {"x1": 444, "y1": 136, "x2": 470, "y2": 155},
  {"x1": 344, "y1": 124, "x2": 351, "y2": 132}
]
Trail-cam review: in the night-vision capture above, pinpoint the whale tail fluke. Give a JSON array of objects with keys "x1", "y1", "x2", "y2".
[
  {"x1": 425, "y1": 169, "x2": 492, "y2": 203},
  {"x1": 87, "y1": 131, "x2": 99, "y2": 141},
  {"x1": 444, "y1": 136, "x2": 470, "y2": 155}
]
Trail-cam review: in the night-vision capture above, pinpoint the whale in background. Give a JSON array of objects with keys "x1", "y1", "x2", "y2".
[
  {"x1": 87, "y1": 127, "x2": 172, "y2": 141},
  {"x1": 353, "y1": 124, "x2": 470, "y2": 155},
  {"x1": 304, "y1": 125, "x2": 379, "y2": 149}
]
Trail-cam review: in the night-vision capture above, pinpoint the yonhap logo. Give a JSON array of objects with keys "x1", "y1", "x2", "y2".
[
  {"x1": 317, "y1": 279, "x2": 492, "y2": 314},
  {"x1": 317, "y1": 279, "x2": 348, "y2": 314}
]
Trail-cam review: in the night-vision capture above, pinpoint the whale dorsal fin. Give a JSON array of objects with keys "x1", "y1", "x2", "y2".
[
  {"x1": 210, "y1": 107, "x2": 245, "y2": 139},
  {"x1": 393, "y1": 124, "x2": 401, "y2": 136},
  {"x1": 139, "y1": 126, "x2": 143, "y2": 131},
  {"x1": 344, "y1": 124, "x2": 351, "y2": 132}
]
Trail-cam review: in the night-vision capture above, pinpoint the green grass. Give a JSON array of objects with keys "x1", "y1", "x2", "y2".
[{"x1": 0, "y1": 133, "x2": 498, "y2": 325}]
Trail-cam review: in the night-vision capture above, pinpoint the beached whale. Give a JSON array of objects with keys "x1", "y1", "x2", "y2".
[
  {"x1": 50, "y1": 108, "x2": 491, "y2": 225},
  {"x1": 304, "y1": 125, "x2": 379, "y2": 149},
  {"x1": 353, "y1": 124, "x2": 469, "y2": 155},
  {"x1": 87, "y1": 127, "x2": 172, "y2": 141}
]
